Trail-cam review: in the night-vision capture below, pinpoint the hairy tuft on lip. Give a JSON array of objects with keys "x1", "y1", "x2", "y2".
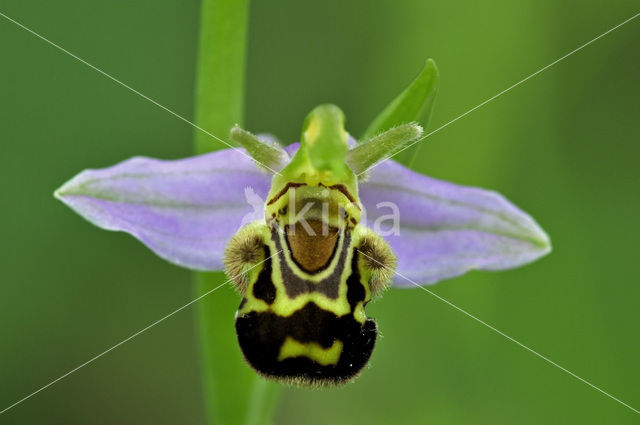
[
  {"x1": 224, "y1": 222, "x2": 266, "y2": 294},
  {"x1": 358, "y1": 228, "x2": 397, "y2": 298}
]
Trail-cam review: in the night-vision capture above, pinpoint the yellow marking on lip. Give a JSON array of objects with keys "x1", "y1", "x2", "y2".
[{"x1": 278, "y1": 337, "x2": 343, "y2": 366}]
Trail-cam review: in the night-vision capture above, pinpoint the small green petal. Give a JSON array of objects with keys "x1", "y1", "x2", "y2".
[
  {"x1": 347, "y1": 123, "x2": 423, "y2": 175},
  {"x1": 230, "y1": 125, "x2": 289, "y2": 173}
]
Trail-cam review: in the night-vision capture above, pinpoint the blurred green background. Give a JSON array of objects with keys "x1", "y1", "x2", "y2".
[{"x1": 1, "y1": 0, "x2": 639, "y2": 424}]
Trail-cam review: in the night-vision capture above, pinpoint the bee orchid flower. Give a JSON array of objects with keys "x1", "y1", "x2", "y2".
[
  {"x1": 55, "y1": 105, "x2": 550, "y2": 385},
  {"x1": 55, "y1": 62, "x2": 550, "y2": 386}
]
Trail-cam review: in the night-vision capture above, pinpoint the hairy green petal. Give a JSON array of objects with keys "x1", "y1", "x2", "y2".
[
  {"x1": 347, "y1": 123, "x2": 423, "y2": 176},
  {"x1": 230, "y1": 125, "x2": 288, "y2": 172}
]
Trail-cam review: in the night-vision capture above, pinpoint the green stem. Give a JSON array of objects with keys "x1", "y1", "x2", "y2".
[
  {"x1": 194, "y1": 0, "x2": 248, "y2": 151},
  {"x1": 192, "y1": 1, "x2": 280, "y2": 424},
  {"x1": 245, "y1": 377, "x2": 281, "y2": 425}
]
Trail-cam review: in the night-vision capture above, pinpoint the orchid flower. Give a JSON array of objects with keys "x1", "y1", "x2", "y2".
[{"x1": 55, "y1": 60, "x2": 550, "y2": 386}]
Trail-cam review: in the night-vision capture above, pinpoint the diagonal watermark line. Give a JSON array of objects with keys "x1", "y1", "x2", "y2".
[
  {"x1": 0, "y1": 10, "x2": 282, "y2": 176},
  {"x1": 359, "y1": 11, "x2": 640, "y2": 177},
  {"x1": 359, "y1": 251, "x2": 640, "y2": 415},
  {"x1": 2, "y1": 4, "x2": 638, "y2": 416},
  {"x1": 0, "y1": 251, "x2": 281, "y2": 416}
]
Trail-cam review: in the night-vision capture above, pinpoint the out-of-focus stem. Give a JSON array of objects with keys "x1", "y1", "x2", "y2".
[{"x1": 192, "y1": 1, "x2": 279, "y2": 424}]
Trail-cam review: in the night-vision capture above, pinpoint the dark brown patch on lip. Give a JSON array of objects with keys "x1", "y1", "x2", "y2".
[
  {"x1": 285, "y1": 220, "x2": 339, "y2": 273},
  {"x1": 266, "y1": 182, "x2": 305, "y2": 206},
  {"x1": 272, "y1": 227, "x2": 350, "y2": 298}
]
